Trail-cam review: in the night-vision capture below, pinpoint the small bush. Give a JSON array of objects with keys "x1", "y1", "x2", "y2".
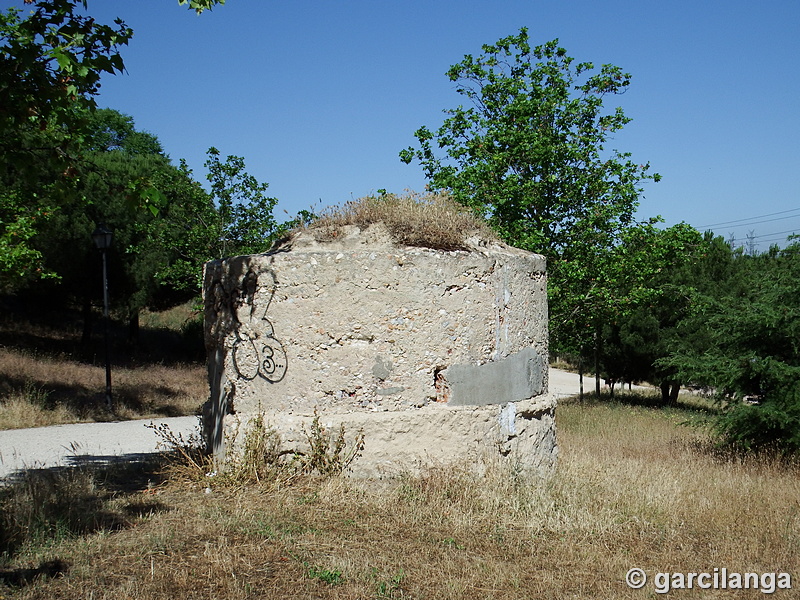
[
  {"x1": 147, "y1": 418, "x2": 212, "y2": 479},
  {"x1": 300, "y1": 191, "x2": 497, "y2": 250},
  {"x1": 222, "y1": 414, "x2": 292, "y2": 485},
  {"x1": 152, "y1": 411, "x2": 364, "y2": 487},
  {"x1": 714, "y1": 388, "x2": 800, "y2": 454},
  {"x1": 294, "y1": 411, "x2": 365, "y2": 476}
]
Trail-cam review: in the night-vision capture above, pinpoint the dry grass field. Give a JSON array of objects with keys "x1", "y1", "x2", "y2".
[
  {"x1": 0, "y1": 304, "x2": 207, "y2": 430},
  {"x1": 1, "y1": 395, "x2": 797, "y2": 599},
  {"x1": 0, "y1": 349, "x2": 206, "y2": 429}
]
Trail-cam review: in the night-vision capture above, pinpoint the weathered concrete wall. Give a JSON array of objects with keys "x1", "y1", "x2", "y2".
[{"x1": 203, "y1": 224, "x2": 557, "y2": 477}]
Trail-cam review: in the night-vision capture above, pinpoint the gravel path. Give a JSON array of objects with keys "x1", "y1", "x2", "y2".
[
  {"x1": 0, "y1": 368, "x2": 587, "y2": 480},
  {"x1": 547, "y1": 367, "x2": 585, "y2": 398}
]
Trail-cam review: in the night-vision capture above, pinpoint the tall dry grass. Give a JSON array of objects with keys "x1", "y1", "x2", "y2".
[
  {"x1": 0, "y1": 299, "x2": 207, "y2": 429},
  {"x1": 2, "y1": 399, "x2": 797, "y2": 599},
  {"x1": 0, "y1": 348, "x2": 206, "y2": 429},
  {"x1": 299, "y1": 191, "x2": 498, "y2": 250}
]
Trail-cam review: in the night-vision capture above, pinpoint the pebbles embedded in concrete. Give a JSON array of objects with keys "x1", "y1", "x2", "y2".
[{"x1": 203, "y1": 223, "x2": 557, "y2": 477}]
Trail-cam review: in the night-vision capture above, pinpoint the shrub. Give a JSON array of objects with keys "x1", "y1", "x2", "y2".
[
  {"x1": 298, "y1": 191, "x2": 497, "y2": 251},
  {"x1": 151, "y1": 411, "x2": 364, "y2": 486}
]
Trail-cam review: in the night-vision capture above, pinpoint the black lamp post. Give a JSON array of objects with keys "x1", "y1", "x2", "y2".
[{"x1": 92, "y1": 223, "x2": 113, "y2": 410}]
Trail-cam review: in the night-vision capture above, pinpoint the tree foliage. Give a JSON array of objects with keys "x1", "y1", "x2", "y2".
[
  {"x1": 27, "y1": 109, "x2": 285, "y2": 350},
  {"x1": 597, "y1": 229, "x2": 717, "y2": 402},
  {"x1": 552, "y1": 220, "x2": 702, "y2": 396},
  {"x1": 81, "y1": 108, "x2": 164, "y2": 155},
  {"x1": 660, "y1": 242, "x2": 800, "y2": 452},
  {"x1": 0, "y1": 0, "x2": 225, "y2": 287},
  {"x1": 177, "y1": 0, "x2": 225, "y2": 13},
  {"x1": 0, "y1": 0, "x2": 132, "y2": 169},
  {"x1": 143, "y1": 159, "x2": 217, "y2": 295},
  {"x1": 30, "y1": 110, "x2": 173, "y2": 326},
  {"x1": 144, "y1": 148, "x2": 283, "y2": 297},
  {"x1": 0, "y1": 0, "x2": 131, "y2": 286},
  {"x1": 401, "y1": 28, "x2": 666, "y2": 381},
  {"x1": 400, "y1": 28, "x2": 660, "y2": 257},
  {"x1": 204, "y1": 147, "x2": 279, "y2": 259}
]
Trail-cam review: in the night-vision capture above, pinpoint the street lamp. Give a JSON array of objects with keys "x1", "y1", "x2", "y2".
[{"x1": 92, "y1": 223, "x2": 113, "y2": 410}]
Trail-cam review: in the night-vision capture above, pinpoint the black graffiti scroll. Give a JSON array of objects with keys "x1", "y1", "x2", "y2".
[{"x1": 231, "y1": 268, "x2": 287, "y2": 383}]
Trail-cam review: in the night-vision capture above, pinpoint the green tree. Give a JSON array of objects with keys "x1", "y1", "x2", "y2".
[
  {"x1": 144, "y1": 159, "x2": 217, "y2": 295},
  {"x1": 0, "y1": 1, "x2": 131, "y2": 286},
  {"x1": 81, "y1": 108, "x2": 164, "y2": 156},
  {"x1": 30, "y1": 111, "x2": 286, "y2": 345},
  {"x1": 204, "y1": 147, "x2": 279, "y2": 259},
  {"x1": 30, "y1": 109, "x2": 173, "y2": 341},
  {"x1": 554, "y1": 221, "x2": 701, "y2": 397},
  {"x1": 400, "y1": 29, "x2": 662, "y2": 378},
  {"x1": 598, "y1": 228, "x2": 715, "y2": 403},
  {"x1": 0, "y1": 1, "x2": 132, "y2": 172},
  {"x1": 400, "y1": 28, "x2": 660, "y2": 257},
  {"x1": 661, "y1": 242, "x2": 800, "y2": 452},
  {"x1": 0, "y1": 0, "x2": 225, "y2": 287},
  {"x1": 142, "y1": 148, "x2": 288, "y2": 297}
]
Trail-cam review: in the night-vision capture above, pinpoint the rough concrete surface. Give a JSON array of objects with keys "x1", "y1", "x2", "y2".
[
  {"x1": 203, "y1": 224, "x2": 557, "y2": 477},
  {"x1": 203, "y1": 225, "x2": 548, "y2": 416},
  {"x1": 251, "y1": 395, "x2": 557, "y2": 479}
]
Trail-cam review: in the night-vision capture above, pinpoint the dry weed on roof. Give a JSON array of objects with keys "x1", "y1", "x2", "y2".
[{"x1": 302, "y1": 192, "x2": 498, "y2": 251}]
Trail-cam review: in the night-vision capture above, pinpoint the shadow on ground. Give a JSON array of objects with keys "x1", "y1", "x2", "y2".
[
  {"x1": 0, "y1": 454, "x2": 172, "y2": 589},
  {"x1": 0, "y1": 295, "x2": 205, "y2": 368},
  {"x1": 560, "y1": 389, "x2": 722, "y2": 415},
  {"x1": 0, "y1": 371, "x2": 193, "y2": 422}
]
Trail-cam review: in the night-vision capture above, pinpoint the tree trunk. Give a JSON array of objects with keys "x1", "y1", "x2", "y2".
[
  {"x1": 669, "y1": 382, "x2": 680, "y2": 406},
  {"x1": 660, "y1": 381, "x2": 671, "y2": 405},
  {"x1": 579, "y1": 358, "x2": 584, "y2": 402},
  {"x1": 128, "y1": 309, "x2": 140, "y2": 347},
  {"x1": 594, "y1": 330, "x2": 601, "y2": 398}
]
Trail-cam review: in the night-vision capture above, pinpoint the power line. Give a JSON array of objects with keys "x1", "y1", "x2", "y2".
[
  {"x1": 726, "y1": 229, "x2": 798, "y2": 248},
  {"x1": 748, "y1": 232, "x2": 798, "y2": 244},
  {"x1": 748, "y1": 227, "x2": 799, "y2": 240},
  {"x1": 698, "y1": 207, "x2": 800, "y2": 229},
  {"x1": 715, "y1": 213, "x2": 800, "y2": 230}
]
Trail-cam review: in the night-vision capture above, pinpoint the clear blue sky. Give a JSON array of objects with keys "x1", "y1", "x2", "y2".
[{"x1": 7, "y1": 0, "x2": 800, "y2": 250}]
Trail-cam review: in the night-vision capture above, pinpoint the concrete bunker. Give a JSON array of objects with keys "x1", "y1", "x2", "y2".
[{"x1": 203, "y1": 221, "x2": 557, "y2": 478}]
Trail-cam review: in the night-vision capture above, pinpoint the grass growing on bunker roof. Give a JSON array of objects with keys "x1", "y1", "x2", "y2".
[{"x1": 301, "y1": 191, "x2": 499, "y2": 251}]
